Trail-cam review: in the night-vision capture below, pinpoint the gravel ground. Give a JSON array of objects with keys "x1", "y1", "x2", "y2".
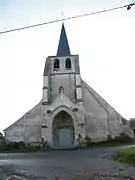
[{"x1": 0, "y1": 145, "x2": 135, "y2": 180}]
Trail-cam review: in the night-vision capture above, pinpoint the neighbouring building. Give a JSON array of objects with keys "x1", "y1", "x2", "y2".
[
  {"x1": 129, "y1": 118, "x2": 135, "y2": 137},
  {"x1": 4, "y1": 23, "x2": 134, "y2": 148}
]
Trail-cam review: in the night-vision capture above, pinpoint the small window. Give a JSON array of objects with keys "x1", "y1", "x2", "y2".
[
  {"x1": 65, "y1": 58, "x2": 71, "y2": 69},
  {"x1": 54, "y1": 59, "x2": 59, "y2": 69}
]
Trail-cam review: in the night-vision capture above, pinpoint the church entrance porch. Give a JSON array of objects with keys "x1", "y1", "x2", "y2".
[{"x1": 52, "y1": 111, "x2": 75, "y2": 148}]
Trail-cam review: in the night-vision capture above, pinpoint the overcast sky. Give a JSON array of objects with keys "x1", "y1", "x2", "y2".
[{"x1": 0, "y1": 0, "x2": 135, "y2": 132}]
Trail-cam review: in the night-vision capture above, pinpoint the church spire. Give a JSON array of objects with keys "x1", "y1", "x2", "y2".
[{"x1": 57, "y1": 23, "x2": 71, "y2": 56}]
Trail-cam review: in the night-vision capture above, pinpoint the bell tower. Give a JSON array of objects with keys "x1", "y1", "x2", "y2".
[{"x1": 43, "y1": 23, "x2": 83, "y2": 104}]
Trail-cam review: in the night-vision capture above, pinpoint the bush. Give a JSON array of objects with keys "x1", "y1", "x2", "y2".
[
  {"x1": 0, "y1": 141, "x2": 6, "y2": 152},
  {"x1": 114, "y1": 133, "x2": 133, "y2": 143},
  {"x1": 107, "y1": 135, "x2": 111, "y2": 140},
  {"x1": 3, "y1": 141, "x2": 51, "y2": 152},
  {"x1": 5, "y1": 141, "x2": 25, "y2": 151},
  {"x1": 82, "y1": 133, "x2": 133, "y2": 148},
  {"x1": 84, "y1": 136, "x2": 92, "y2": 147}
]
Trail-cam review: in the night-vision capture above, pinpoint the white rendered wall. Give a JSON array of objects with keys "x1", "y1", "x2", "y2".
[
  {"x1": 76, "y1": 87, "x2": 82, "y2": 100},
  {"x1": 76, "y1": 75, "x2": 81, "y2": 86},
  {"x1": 43, "y1": 76, "x2": 48, "y2": 102},
  {"x1": 43, "y1": 89, "x2": 48, "y2": 102},
  {"x1": 43, "y1": 76, "x2": 48, "y2": 87}
]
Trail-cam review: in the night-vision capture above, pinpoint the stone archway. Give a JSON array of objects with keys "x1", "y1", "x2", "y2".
[{"x1": 52, "y1": 110, "x2": 75, "y2": 147}]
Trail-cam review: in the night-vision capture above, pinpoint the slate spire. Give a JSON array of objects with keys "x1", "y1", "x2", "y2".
[{"x1": 57, "y1": 23, "x2": 71, "y2": 56}]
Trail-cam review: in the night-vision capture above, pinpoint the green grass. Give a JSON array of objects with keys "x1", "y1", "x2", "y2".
[
  {"x1": 114, "y1": 147, "x2": 135, "y2": 165},
  {"x1": 89, "y1": 142, "x2": 132, "y2": 148},
  {"x1": 0, "y1": 138, "x2": 133, "y2": 153},
  {"x1": 1, "y1": 146, "x2": 53, "y2": 153},
  {"x1": 91, "y1": 142, "x2": 132, "y2": 148}
]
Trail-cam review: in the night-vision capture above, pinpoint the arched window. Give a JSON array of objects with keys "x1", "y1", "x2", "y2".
[
  {"x1": 54, "y1": 59, "x2": 59, "y2": 69},
  {"x1": 65, "y1": 58, "x2": 71, "y2": 69}
]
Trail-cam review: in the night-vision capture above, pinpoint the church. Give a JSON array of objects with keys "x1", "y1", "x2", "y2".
[{"x1": 4, "y1": 23, "x2": 134, "y2": 148}]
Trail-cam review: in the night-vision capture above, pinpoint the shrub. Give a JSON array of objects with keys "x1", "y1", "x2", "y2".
[
  {"x1": 107, "y1": 135, "x2": 111, "y2": 140},
  {"x1": 114, "y1": 133, "x2": 133, "y2": 143},
  {"x1": 82, "y1": 133, "x2": 133, "y2": 148},
  {"x1": 4, "y1": 141, "x2": 51, "y2": 152},
  {"x1": 84, "y1": 136, "x2": 92, "y2": 147},
  {"x1": 0, "y1": 141, "x2": 6, "y2": 152},
  {"x1": 5, "y1": 142, "x2": 20, "y2": 150}
]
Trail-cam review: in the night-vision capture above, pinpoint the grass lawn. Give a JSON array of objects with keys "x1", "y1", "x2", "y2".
[
  {"x1": 88, "y1": 141, "x2": 133, "y2": 148},
  {"x1": 0, "y1": 139, "x2": 134, "y2": 153},
  {"x1": 114, "y1": 147, "x2": 135, "y2": 165}
]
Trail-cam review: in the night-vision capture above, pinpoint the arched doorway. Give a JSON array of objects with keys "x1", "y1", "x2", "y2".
[{"x1": 52, "y1": 111, "x2": 74, "y2": 147}]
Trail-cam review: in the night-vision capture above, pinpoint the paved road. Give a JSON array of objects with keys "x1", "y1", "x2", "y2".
[{"x1": 0, "y1": 145, "x2": 135, "y2": 180}]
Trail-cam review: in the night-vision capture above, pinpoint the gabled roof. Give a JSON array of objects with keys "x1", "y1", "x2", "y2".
[
  {"x1": 4, "y1": 101, "x2": 42, "y2": 131},
  {"x1": 82, "y1": 80, "x2": 126, "y2": 121},
  {"x1": 57, "y1": 23, "x2": 71, "y2": 56}
]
